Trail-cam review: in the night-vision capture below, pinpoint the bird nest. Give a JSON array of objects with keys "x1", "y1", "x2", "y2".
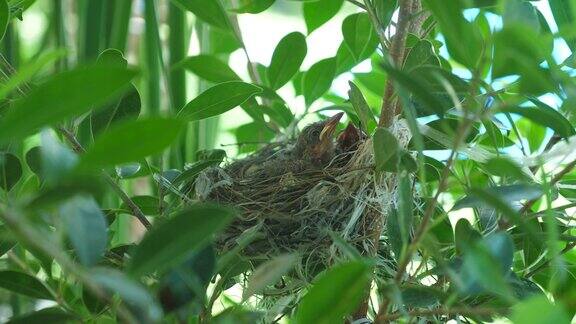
[{"x1": 192, "y1": 118, "x2": 412, "y2": 290}]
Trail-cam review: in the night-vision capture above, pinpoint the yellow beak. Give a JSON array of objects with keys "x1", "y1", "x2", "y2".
[{"x1": 319, "y1": 112, "x2": 344, "y2": 142}]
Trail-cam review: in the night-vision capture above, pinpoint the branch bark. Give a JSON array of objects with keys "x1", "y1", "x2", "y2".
[{"x1": 378, "y1": 0, "x2": 413, "y2": 127}]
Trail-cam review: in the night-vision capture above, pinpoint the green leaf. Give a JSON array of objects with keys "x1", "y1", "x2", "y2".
[
  {"x1": 380, "y1": 64, "x2": 447, "y2": 116},
  {"x1": 452, "y1": 186, "x2": 543, "y2": 245},
  {"x1": 0, "y1": 0, "x2": 9, "y2": 41},
  {"x1": 158, "y1": 245, "x2": 216, "y2": 312},
  {"x1": 453, "y1": 184, "x2": 543, "y2": 210},
  {"x1": 510, "y1": 296, "x2": 571, "y2": 324},
  {"x1": 0, "y1": 152, "x2": 22, "y2": 191},
  {"x1": 416, "y1": 118, "x2": 479, "y2": 150},
  {"x1": 230, "y1": 0, "x2": 275, "y2": 13},
  {"x1": 91, "y1": 268, "x2": 163, "y2": 323},
  {"x1": 373, "y1": 127, "x2": 399, "y2": 172},
  {"x1": 502, "y1": 0, "x2": 539, "y2": 30},
  {"x1": 404, "y1": 39, "x2": 440, "y2": 72},
  {"x1": 91, "y1": 85, "x2": 141, "y2": 136},
  {"x1": 549, "y1": 0, "x2": 576, "y2": 51},
  {"x1": 400, "y1": 286, "x2": 443, "y2": 308},
  {"x1": 457, "y1": 232, "x2": 515, "y2": 299},
  {"x1": 172, "y1": 160, "x2": 225, "y2": 186},
  {"x1": 40, "y1": 131, "x2": 78, "y2": 184},
  {"x1": 0, "y1": 50, "x2": 65, "y2": 101},
  {"x1": 213, "y1": 309, "x2": 263, "y2": 324},
  {"x1": 128, "y1": 204, "x2": 235, "y2": 277},
  {"x1": 25, "y1": 146, "x2": 42, "y2": 175},
  {"x1": 267, "y1": 32, "x2": 307, "y2": 90},
  {"x1": 373, "y1": 0, "x2": 397, "y2": 27},
  {"x1": 454, "y1": 218, "x2": 481, "y2": 254},
  {"x1": 295, "y1": 261, "x2": 371, "y2": 324},
  {"x1": 177, "y1": 55, "x2": 240, "y2": 83},
  {"x1": 397, "y1": 172, "x2": 413, "y2": 246},
  {"x1": 493, "y1": 25, "x2": 553, "y2": 92},
  {"x1": 6, "y1": 307, "x2": 77, "y2": 324},
  {"x1": 303, "y1": 0, "x2": 344, "y2": 34},
  {"x1": 500, "y1": 99, "x2": 575, "y2": 138},
  {"x1": 386, "y1": 210, "x2": 403, "y2": 261},
  {"x1": 0, "y1": 270, "x2": 54, "y2": 300},
  {"x1": 423, "y1": 0, "x2": 482, "y2": 68},
  {"x1": 0, "y1": 65, "x2": 137, "y2": 143},
  {"x1": 243, "y1": 254, "x2": 299, "y2": 300},
  {"x1": 348, "y1": 81, "x2": 376, "y2": 134},
  {"x1": 60, "y1": 195, "x2": 107, "y2": 266},
  {"x1": 516, "y1": 117, "x2": 546, "y2": 153},
  {"x1": 178, "y1": 81, "x2": 262, "y2": 121},
  {"x1": 354, "y1": 70, "x2": 386, "y2": 96},
  {"x1": 303, "y1": 57, "x2": 336, "y2": 106},
  {"x1": 171, "y1": 0, "x2": 230, "y2": 30},
  {"x1": 0, "y1": 225, "x2": 16, "y2": 257},
  {"x1": 78, "y1": 118, "x2": 184, "y2": 171},
  {"x1": 97, "y1": 48, "x2": 128, "y2": 67},
  {"x1": 482, "y1": 157, "x2": 529, "y2": 181},
  {"x1": 341, "y1": 13, "x2": 378, "y2": 61},
  {"x1": 120, "y1": 195, "x2": 164, "y2": 216},
  {"x1": 207, "y1": 26, "x2": 241, "y2": 54}
]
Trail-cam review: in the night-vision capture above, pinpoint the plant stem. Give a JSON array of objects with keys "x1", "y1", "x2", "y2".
[
  {"x1": 377, "y1": 0, "x2": 412, "y2": 127},
  {"x1": 79, "y1": 0, "x2": 105, "y2": 62},
  {"x1": 57, "y1": 127, "x2": 152, "y2": 229},
  {"x1": 520, "y1": 158, "x2": 576, "y2": 214},
  {"x1": 169, "y1": 1, "x2": 187, "y2": 168},
  {"x1": 109, "y1": 0, "x2": 133, "y2": 52},
  {"x1": 525, "y1": 241, "x2": 576, "y2": 278}
]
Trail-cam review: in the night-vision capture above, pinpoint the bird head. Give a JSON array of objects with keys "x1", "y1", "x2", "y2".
[
  {"x1": 337, "y1": 122, "x2": 364, "y2": 153},
  {"x1": 294, "y1": 112, "x2": 344, "y2": 166}
]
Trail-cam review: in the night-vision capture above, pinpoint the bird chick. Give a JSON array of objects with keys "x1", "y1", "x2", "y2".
[
  {"x1": 336, "y1": 122, "x2": 365, "y2": 154},
  {"x1": 293, "y1": 112, "x2": 344, "y2": 166},
  {"x1": 243, "y1": 112, "x2": 344, "y2": 178}
]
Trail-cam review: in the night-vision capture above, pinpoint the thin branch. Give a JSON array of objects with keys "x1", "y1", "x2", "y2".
[
  {"x1": 378, "y1": 0, "x2": 412, "y2": 127},
  {"x1": 57, "y1": 127, "x2": 152, "y2": 229},
  {"x1": 525, "y1": 241, "x2": 576, "y2": 278},
  {"x1": 519, "y1": 158, "x2": 576, "y2": 215}
]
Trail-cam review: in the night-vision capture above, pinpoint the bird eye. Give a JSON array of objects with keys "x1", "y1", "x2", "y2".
[{"x1": 310, "y1": 129, "x2": 320, "y2": 138}]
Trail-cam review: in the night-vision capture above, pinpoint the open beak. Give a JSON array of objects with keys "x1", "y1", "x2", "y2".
[{"x1": 319, "y1": 112, "x2": 344, "y2": 142}]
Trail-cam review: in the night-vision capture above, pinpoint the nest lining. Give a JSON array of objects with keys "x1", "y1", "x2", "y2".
[{"x1": 192, "y1": 119, "x2": 412, "y2": 288}]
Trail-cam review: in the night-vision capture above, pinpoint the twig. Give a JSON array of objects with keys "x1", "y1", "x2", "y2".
[
  {"x1": 377, "y1": 0, "x2": 412, "y2": 127},
  {"x1": 525, "y1": 240, "x2": 576, "y2": 278},
  {"x1": 519, "y1": 158, "x2": 576, "y2": 215},
  {"x1": 57, "y1": 127, "x2": 152, "y2": 229}
]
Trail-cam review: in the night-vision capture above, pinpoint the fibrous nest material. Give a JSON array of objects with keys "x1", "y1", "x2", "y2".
[{"x1": 192, "y1": 119, "x2": 412, "y2": 289}]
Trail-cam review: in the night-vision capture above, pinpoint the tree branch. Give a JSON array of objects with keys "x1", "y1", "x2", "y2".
[{"x1": 378, "y1": 0, "x2": 412, "y2": 127}]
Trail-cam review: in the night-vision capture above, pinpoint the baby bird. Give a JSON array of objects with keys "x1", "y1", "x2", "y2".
[
  {"x1": 245, "y1": 112, "x2": 344, "y2": 178},
  {"x1": 293, "y1": 112, "x2": 344, "y2": 167},
  {"x1": 336, "y1": 122, "x2": 365, "y2": 154}
]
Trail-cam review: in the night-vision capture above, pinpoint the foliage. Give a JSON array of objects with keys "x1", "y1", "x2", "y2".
[{"x1": 0, "y1": 0, "x2": 574, "y2": 323}]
